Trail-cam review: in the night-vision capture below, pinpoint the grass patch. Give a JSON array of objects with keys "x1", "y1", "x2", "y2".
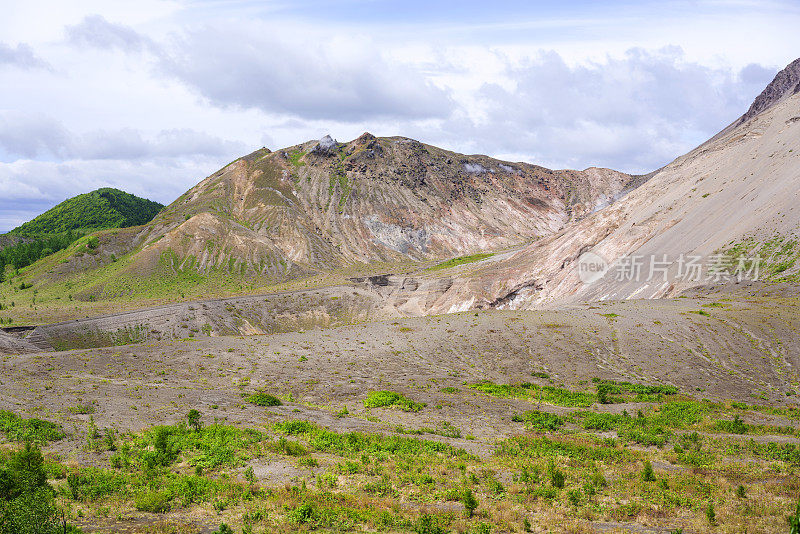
[
  {"x1": 571, "y1": 401, "x2": 710, "y2": 447},
  {"x1": 274, "y1": 420, "x2": 469, "y2": 459},
  {"x1": 288, "y1": 149, "x2": 306, "y2": 167},
  {"x1": 68, "y1": 403, "x2": 96, "y2": 415},
  {"x1": 592, "y1": 378, "x2": 678, "y2": 402},
  {"x1": 428, "y1": 252, "x2": 495, "y2": 271},
  {"x1": 0, "y1": 410, "x2": 65, "y2": 443},
  {"x1": 363, "y1": 391, "x2": 426, "y2": 412},
  {"x1": 469, "y1": 381, "x2": 595, "y2": 407},
  {"x1": 512, "y1": 410, "x2": 564, "y2": 431}
]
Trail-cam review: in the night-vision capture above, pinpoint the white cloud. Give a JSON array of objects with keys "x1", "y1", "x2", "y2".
[
  {"x1": 409, "y1": 47, "x2": 777, "y2": 172},
  {"x1": 0, "y1": 42, "x2": 52, "y2": 70},
  {"x1": 0, "y1": 1, "x2": 798, "y2": 230},
  {"x1": 0, "y1": 111, "x2": 245, "y2": 161},
  {"x1": 156, "y1": 21, "x2": 455, "y2": 122},
  {"x1": 65, "y1": 14, "x2": 155, "y2": 53},
  {"x1": 0, "y1": 155, "x2": 229, "y2": 224}
]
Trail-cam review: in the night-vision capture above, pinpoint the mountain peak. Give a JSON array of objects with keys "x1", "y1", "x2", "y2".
[
  {"x1": 312, "y1": 134, "x2": 338, "y2": 155},
  {"x1": 738, "y1": 57, "x2": 800, "y2": 125}
]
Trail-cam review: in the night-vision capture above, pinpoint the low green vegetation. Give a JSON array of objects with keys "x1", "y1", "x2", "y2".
[
  {"x1": 469, "y1": 381, "x2": 595, "y2": 407},
  {"x1": 0, "y1": 230, "x2": 85, "y2": 278},
  {"x1": 713, "y1": 414, "x2": 748, "y2": 434},
  {"x1": 720, "y1": 234, "x2": 800, "y2": 281},
  {"x1": 246, "y1": 392, "x2": 283, "y2": 407},
  {"x1": 512, "y1": 410, "x2": 564, "y2": 431},
  {"x1": 364, "y1": 390, "x2": 426, "y2": 412},
  {"x1": 593, "y1": 378, "x2": 678, "y2": 403},
  {"x1": 2, "y1": 400, "x2": 797, "y2": 532},
  {"x1": 274, "y1": 420, "x2": 467, "y2": 458},
  {"x1": 0, "y1": 411, "x2": 65, "y2": 443},
  {"x1": 287, "y1": 149, "x2": 306, "y2": 167},
  {"x1": 0, "y1": 442, "x2": 81, "y2": 533},
  {"x1": 470, "y1": 379, "x2": 679, "y2": 410},
  {"x1": 428, "y1": 252, "x2": 495, "y2": 271}
]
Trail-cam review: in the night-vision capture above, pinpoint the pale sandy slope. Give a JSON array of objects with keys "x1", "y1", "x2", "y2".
[{"x1": 420, "y1": 92, "x2": 800, "y2": 311}]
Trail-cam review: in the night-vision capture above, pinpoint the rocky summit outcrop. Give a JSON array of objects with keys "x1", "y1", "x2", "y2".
[{"x1": 738, "y1": 57, "x2": 800, "y2": 126}]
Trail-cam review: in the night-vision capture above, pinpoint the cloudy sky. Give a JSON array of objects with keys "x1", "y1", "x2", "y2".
[{"x1": 2, "y1": 0, "x2": 799, "y2": 231}]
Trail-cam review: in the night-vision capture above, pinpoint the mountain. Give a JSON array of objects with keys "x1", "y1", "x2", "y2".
[
  {"x1": 28, "y1": 134, "x2": 635, "y2": 301},
  {"x1": 8, "y1": 188, "x2": 164, "y2": 236},
  {"x1": 391, "y1": 58, "x2": 800, "y2": 312},
  {"x1": 4, "y1": 57, "x2": 800, "y2": 341},
  {"x1": 12, "y1": 59, "x2": 800, "y2": 316},
  {"x1": 144, "y1": 133, "x2": 634, "y2": 266}
]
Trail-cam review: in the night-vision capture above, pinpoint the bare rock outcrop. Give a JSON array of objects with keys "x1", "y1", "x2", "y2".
[{"x1": 738, "y1": 57, "x2": 800, "y2": 125}]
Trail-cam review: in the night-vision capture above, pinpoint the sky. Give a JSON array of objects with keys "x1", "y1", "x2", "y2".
[{"x1": 1, "y1": 0, "x2": 799, "y2": 231}]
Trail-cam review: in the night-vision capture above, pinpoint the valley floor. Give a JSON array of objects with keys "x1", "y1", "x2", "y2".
[{"x1": 2, "y1": 287, "x2": 800, "y2": 533}]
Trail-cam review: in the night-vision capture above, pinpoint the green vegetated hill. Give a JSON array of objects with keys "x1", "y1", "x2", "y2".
[
  {"x1": 8, "y1": 188, "x2": 163, "y2": 236},
  {"x1": 0, "y1": 189, "x2": 163, "y2": 284}
]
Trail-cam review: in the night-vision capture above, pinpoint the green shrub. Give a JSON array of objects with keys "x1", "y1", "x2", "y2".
[
  {"x1": 134, "y1": 490, "x2": 172, "y2": 513},
  {"x1": 244, "y1": 466, "x2": 255, "y2": 484},
  {"x1": 274, "y1": 420, "x2": 316, "y2": 434},
  {"x1": 413, "y1": 513, "x2": 447, "y2": 534},
  {"x1": 364, "y1": 391, "x2": 425, "y2": 412},
  {"x1": 187, "y1": 409, "x2": 202, "y2": 432},
  {"x1": 596, "y1": 383, "x2": 615, "y2": 404},
  {"x1": 642, "y1": 461, "x2": 656, "y2": 482},
  {"x1": 0, "y1": 443, "x2": 77, "y2": 534},
  {"x1": 68, "y1": 404, "x2": 95, "y2": 415},
  {"x1": 65, "y1": 468, "x2": 127, "y2": 501},
  {"x1": 462, "y1": 488, "x2": 478, "y2": 517},
  {"x1": 788, "y1": 495, "x2": 800, "y2": 534},
  {"x1": 142, "y1": 426, "x2": 178, "y2": 467},
  {"x1": 246, "y1": 392, "x2": 282, "y2": 407},
  {"x1": 705, "y1": 502, "x2": 716, "y2": 525},
  {"x1": 551, "y1": 468, "x2": 565, "y2": 489},
  {"x1": 714, "y1": 414, "x2": 748, "y2": 434},
  {"x1": 469, "y1": 522, "x2": 492, "y2": 534},
  {"x1": 1, "y1": 442, "x2": 47, "y2": 499},
  {"x1": 288, "y1": 501, "x2": 316, "y2": 524},
  {"x1": 0, "y1": 488, "x2": 66, "y2": 534},
  {"x1": 512, "y1": 410, "x2": 563, "y2": 431},
  {"x1": 0, "y1": 411, "x2": 65, "y2": 443},
  {"x1": 272, "y1": 437, "x2": 307, "y2": 456}
]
